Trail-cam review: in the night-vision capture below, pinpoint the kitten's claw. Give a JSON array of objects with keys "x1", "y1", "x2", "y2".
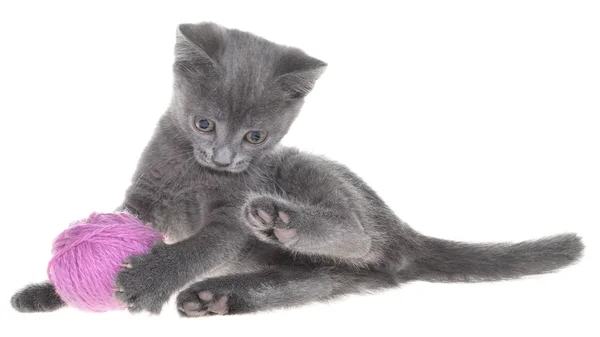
[{"x1": 114, "y1": 245, "x2": 176, "y2": 314}]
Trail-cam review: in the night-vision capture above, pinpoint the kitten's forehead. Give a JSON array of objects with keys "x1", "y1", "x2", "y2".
[
  {"x1": 198, "y1": 87, "x2": 285, "y2": 129},
  {"x1": 215, "y1": 31, "x2": 287, "y2": 109},
  {"x1": 175, "y1": 22, "x2": 326, "y2": 128},
  {"x1": 220, "y1": 30, "x2": 283, "y2": 82},
  {"x1": 198, "y1": 34, "x2": 290, "y2": 125}
]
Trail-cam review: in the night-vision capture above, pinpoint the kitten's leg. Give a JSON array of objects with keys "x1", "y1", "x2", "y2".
[
  {"x1": 115, "y1": 205, "x2": 249, "y2": 314},
  {"x1": 244, "y1": 194, "x2": 372, "y2": 259},
  {"x1": 244, "y1": 151, "x2": 386, "y2": 260},
  {"x1": 11, "y1": 282, "x2": 65, "y2": 312},
  {"x1": 176, "y1": 266, "x2": 397, "y2": 317}
]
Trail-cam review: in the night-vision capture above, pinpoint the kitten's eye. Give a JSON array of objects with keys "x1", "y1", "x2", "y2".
[
  {"x1": 245, "y1": 131, "x2": 267, "y2": 144},
  {"x1": 194, "y1": 118, "x2": 214, "y2": 132}
]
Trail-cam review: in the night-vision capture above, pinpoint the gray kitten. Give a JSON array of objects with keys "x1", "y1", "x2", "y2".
[{"x1": 11, "y1": 22, "x2": 583, "y2": 316}]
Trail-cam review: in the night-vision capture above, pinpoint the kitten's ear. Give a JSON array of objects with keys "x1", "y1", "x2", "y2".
[
  {"x1": 174, "y1": 22, "x2": 226, "y2": 77},
  {"x1": 275, "y1": 50, "x2": 327, "y2": 99}
]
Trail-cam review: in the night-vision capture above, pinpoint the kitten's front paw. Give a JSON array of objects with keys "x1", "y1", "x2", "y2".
[
  {"x1": 244, "y1": 196, "x2": 298, "y2": 245},
  {"x1": 115, "y1": 243, "x2": 176, "y2": 314}
]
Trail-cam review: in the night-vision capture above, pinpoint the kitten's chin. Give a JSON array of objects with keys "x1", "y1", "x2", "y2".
[{"x1": 223, "y1": 165, "x2": 249, "y2": 174}]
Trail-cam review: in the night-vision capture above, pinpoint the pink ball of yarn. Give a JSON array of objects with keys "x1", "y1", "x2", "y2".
[{"x1": 47, "y1": 212, "x2": 162, "y2": 312}]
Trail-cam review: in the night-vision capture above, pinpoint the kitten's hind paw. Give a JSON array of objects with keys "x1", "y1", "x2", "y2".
[
  {"x1": 177, "y1": 285, "x2": 243, "y2": 317},
  {"x1": 244, "y1": 196, "x2": 298, "y2": 245}
]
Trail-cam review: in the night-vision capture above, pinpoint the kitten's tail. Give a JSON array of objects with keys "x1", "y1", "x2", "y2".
[{"x1": 409, "y1": 233, "x2": 583, "y2": 282}]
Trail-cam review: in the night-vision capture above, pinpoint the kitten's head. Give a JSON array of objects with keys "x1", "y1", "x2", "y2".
[{"x1": 170, "y1": 22, "x2": 326, "y2": 173}]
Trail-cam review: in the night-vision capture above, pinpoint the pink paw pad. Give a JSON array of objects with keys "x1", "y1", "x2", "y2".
[
  {"x1": 198, "y1": 291, "x2": 213, "y2": 301},
  {"x1": 273, "y1": 227, "x2": 297, "y2": 242},
  {"x1": 208, "y1": 296, "x2": 228, "y2": 315},
  {"x1": 257, "y1": 208, "x2": 273, "y2": 223},
  {"x1": 278, "y1": 211, "x2": 290, "y2": 224}
]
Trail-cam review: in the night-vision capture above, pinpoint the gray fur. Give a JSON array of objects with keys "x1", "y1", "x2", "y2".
[
  {"x1": 11, "y1": 282, "x2": 64, "y2": 313},
  {"x1": 11, "y1": 22, "x2": 583, "y2": 316}
]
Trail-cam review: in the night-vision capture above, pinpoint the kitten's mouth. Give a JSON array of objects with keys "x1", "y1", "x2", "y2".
[
  {"x1": 205, "y1": 163, "x2": 248, "y2": 174},
  {"x1": 208, "y1": 164, "x2": 238, "y2": 172},
  {"x1": 193, "y1": 151, "x2": 248, "y2": 173}
]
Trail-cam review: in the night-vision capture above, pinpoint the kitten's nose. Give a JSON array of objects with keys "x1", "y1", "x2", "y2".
[{"x1": 212, "y1": 148, "x2": 233, "y2": 167}]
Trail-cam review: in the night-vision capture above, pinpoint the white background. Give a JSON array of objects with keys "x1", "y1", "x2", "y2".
[{"x1": 1, "y1": 1, "x2": 598, "y2": 336}]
